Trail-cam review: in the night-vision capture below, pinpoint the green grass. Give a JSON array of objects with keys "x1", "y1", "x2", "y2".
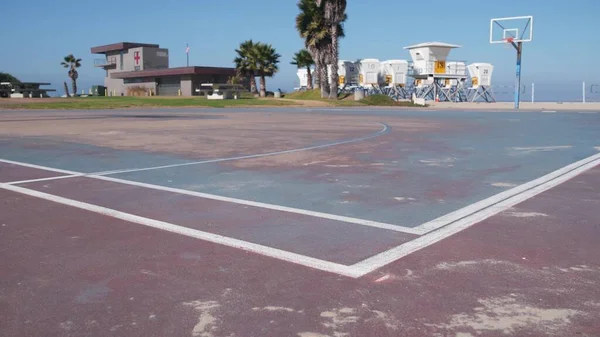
[
  {"x1": 285, "y1": 89, "x2": 422, "y2": 107},
  {"x1": 0, "y1": 96, "x2": 294, "y2": 110}
]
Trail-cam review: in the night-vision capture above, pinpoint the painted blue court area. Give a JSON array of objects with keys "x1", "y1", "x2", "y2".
[{"x1": 1, "y1": 108, "x2": 599, "y2": 231}]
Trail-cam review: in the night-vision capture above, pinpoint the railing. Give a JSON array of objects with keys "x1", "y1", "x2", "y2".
[
  {"x1": 408, "y1": 60, "x2": 468, "y2": 76},
  {"x1": 94, "y1": 57, "x2": 116, "y2": 67}
]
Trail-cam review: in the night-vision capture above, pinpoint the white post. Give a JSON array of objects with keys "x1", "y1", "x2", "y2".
[
  {"x1": 582, "y1": 81, "x2": 586, "y2": 103},
  {"x1": 531, "y1": 83, "x2": 535, "y2": 103}
]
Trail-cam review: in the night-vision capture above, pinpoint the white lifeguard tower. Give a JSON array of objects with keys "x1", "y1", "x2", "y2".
[
  {"x1": 296, "y1": 68, "x2": 313, "y2": 90},
  {"x1": 338, "y1": 60, "x2": 359, "y2": 88},
  {"x1": 358, "y1": 58, "x2": 383, "y2": 87},
  {"x1": 380, "y1": 60, "x2": 410, "y2": 99},
  {"x1": 405, "y1": 42, "x2": 468, "y2": 102},
  {"x1": 466, "y1": 63, "x2": 495, "y2": 102}
]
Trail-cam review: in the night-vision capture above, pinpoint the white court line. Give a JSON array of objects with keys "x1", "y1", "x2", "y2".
[
  {"x1": 4, "y1": 174, "x2": 82, "y2": 185},
  {"x1": 0, "y1": 158, "x2": 420, "y2": 234},
  {"x1": 88, "y1": 175, "x2": 420, "y2": 234},
  {"x1": 0, "y1": 183, "x2": 360, "y2": 278},
  {"x1": 91, "y1": 122, "x2": 389, "y2": 176},
  {"x1": 350, "y1": 152, "x2": 600, "y2": 276},
  {"x1": 412, "y1": 152, "x2": 600, "y2": 234},
  {"x1": 1, "y1": 152, "x2": 599, "y2": 278},
  {"x1": 0, "y1": 158, "x2": 79, "y2": 175}
]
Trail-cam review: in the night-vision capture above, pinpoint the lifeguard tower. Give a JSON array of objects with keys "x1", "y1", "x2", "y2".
[
  {"x1": 466, "y1": 63, "x2": 495, "y2": 102},
  {"x1": 380, "y1": 60, "x2": 409, "y2": 99},
  {"x1": 358, "y1": 59, "x2": 383, "y2": 87},
  {"x1": 296, "y1": 68, "x2": 312, "y2": 90},
  {"x1": 405, "y1": 42, "x2": 468, "y2": 102},
  {"x1": 337, "y1": 60, "x2": 360, "y2": 89}
]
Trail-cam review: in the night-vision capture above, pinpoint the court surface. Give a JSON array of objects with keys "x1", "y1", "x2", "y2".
[{"x1": 1, "y1": 107, "x2": 599, "y2": 337}]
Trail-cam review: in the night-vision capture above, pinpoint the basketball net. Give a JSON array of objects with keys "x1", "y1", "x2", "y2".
[{"x1": 503, "y1": 37, "x2": 515, "y2": 49}]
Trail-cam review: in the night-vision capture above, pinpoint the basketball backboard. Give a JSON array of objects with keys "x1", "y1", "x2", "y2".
[{"x1": 490, "y1": 16, "x2": 533, "y2": 44}]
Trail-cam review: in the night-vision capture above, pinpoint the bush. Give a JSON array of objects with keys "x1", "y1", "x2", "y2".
[{"x1": 126, "y1": 86, "x2": 150, "y2": 96}]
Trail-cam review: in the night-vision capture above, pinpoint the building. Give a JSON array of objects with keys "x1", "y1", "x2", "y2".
[{"x1": 91, "y1": 42, "x2": 238, "y2": 96}]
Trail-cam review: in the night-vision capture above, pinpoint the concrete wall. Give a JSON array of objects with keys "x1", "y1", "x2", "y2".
[{"x1": 181, "y1": 75, "x2": 193, "y2": 96}]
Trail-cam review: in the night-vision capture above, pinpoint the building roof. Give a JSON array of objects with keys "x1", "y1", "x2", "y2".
[
  {"x1": 110, "y1": 66, "x2": 236, "y2": 79},
  {"x1": 91, "y1": 42, "x2": 160, "y2": 54},
  {"x1": 404, "y1": 42, "x2": 461, "y2": 49}
]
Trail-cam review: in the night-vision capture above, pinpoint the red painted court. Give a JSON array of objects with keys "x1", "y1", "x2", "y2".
[{"x1": 1, "y1": 108, "x2": 599, "y2": 336}]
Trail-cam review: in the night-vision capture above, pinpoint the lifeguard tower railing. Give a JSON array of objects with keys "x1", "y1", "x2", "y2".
[
  {"x1": 94, "y1": 57, "x2": 117, "y2": 68},
  {"x1": 408, "y1": 60, "x2": 468, "y2": 77}
]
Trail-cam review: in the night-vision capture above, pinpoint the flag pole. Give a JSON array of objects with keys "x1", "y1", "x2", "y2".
[{"x1": 186, "y1": 43, "x2": 189, "y2": 67}]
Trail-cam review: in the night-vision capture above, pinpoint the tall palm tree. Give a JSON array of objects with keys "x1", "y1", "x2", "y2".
[
  {"x1": 255, "y1": 43, "x2": 281, "y2": 97},
  {"x1": 234, "y1": 40, "x2": 259, "y2": 94},
  {"x1": 296, "y1": 0, "x2": 346, "y2": 98},
  {"x1": 61, "y1": 54, "x2": 81, "y2": 97},
  {"x1": 291, "y1": 49, "x2": 314, "y2": 90},
  {"x1": 316, "y1": 0, "x2": 347, "y2": 99},
  {"x1": 296, "y1": 0, "x2": 327, "y2": 94}
]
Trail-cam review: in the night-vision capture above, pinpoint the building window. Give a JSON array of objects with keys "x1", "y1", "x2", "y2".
[{"x1": 120, "y1": 51, "x2": 124, "y2": 70}]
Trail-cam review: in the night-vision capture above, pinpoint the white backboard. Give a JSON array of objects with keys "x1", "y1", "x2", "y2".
[{"x1": 490, "y1": 16, "x2": 533, "y2": 44}]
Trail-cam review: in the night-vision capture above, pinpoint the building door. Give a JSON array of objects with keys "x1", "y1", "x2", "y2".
[{"x1": 156, "y1": 77, "x2": 181, "y2": 96}]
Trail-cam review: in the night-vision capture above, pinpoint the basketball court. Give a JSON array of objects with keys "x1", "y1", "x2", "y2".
[{"x1": 1, "y1": 105, "x2": 600, "y2": 336}]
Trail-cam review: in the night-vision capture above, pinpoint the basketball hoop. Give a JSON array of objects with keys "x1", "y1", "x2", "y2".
[{"x1": 503, "y1": 37, "x2": 514, "y2": 49}]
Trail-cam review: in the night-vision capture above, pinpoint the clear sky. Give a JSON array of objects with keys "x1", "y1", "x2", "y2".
[{"x1": 2, "y1": 0, "x2": 599, "y2": 101}]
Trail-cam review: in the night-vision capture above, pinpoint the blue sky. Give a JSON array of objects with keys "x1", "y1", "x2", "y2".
[{"x1": 2, "y1": 0, "x2": 599, "y2": 101}]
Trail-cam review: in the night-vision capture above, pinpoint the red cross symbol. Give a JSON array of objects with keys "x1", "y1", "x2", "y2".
[{"x1": 134, "y1": 51, "x2": 140, "y2": 65}]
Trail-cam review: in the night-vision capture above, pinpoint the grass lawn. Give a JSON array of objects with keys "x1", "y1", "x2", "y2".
[
  {"x1": 285, "y1": 89, "x2": 423, "y2": 107},
  {"x1": 0, "y1": 96, "x2": 295, "y2": 110}
]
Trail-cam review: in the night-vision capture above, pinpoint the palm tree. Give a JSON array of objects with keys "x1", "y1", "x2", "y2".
[
  {"x1": 61, "y1": 54, "x2": 81, "y2": 97},
  {"x1": 296, "y1": 0, "x2": 346, "y2": 98},
  {"x1": 296, "y1": 0, "x2": 326, "y2": 93},
  {"x1": 255, "y1": 43, "x2": 281, "y2": 97},
  {"x1": 316, "y1": 0, "x2": 347, "y2": 99},
  {"x1": 234, "y1": 40, "x2": 259, "y2": 94},
  {"x1": 291, "y1": 49, "x2": 314, "y2": 90}
]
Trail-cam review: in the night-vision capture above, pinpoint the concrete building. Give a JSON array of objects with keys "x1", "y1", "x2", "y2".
[{"x1": 91, "y1": 42, "x2": 237, "y2": 96}]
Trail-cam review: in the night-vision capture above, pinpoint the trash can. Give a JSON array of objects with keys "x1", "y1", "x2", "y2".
[{"x1": 354, "y1": 88, "x2": 365, "y2": 101}]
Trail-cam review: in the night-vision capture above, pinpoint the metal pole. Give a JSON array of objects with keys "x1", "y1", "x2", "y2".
[
  {"x1": 583, "y1": 81, "x2": 586, "y2": 103},
  {"x1": 514, "y1": 42, "x2": 522, "y2": 109},
  {"x1": 531, "y1": 83, "x2": 535, "y2": 103},
  {"x1": 186, "y1": 43, "x2": 189, "y2": 67}
]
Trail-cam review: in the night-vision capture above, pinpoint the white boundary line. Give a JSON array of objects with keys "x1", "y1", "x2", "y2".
[
  {"x1": 0, "y1": 152, "x2": 598, "y2": 278},
  {"x1": 412, "y1": 152, "x2": 600, "y2": 234},
  {"x1": 0, "y1": 158, "x2": 420, "y2": 234},
  {"x1": 0, "y1": 183, "x2": 361, "y2": 278},
  {"x1": 89, "y1": 175, "x2": 421, "y2": 234},
  {"x1": 91, "y1": 122, "x2": 389, "y2": 176},
  {"x1": 0, "y1": 158, "x2": 79, "y2": 175},
  {"x1": 350, "y1": 152, "x2": 600, "y2": 276},
  {"x1": 4, "y1": 174, "x2": 82, "y2": 185}
]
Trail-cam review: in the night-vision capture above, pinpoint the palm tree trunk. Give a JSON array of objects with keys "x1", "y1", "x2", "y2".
[
  {"x1": 329, "y1": 24, "x2": 339, "y2": 100},
  {"x1": 306, "y1": 66, "x2": 313, "y2": 90},
  {"x1": 318, "y1": 52, "x2": 329, "y2": 98},
  {"x1": 259, "y1": 75, "x2": 266, "y2": 97},
  {"x1": 71, "y1": 78, "x2": 77, "y2": 97},
  {"x1": 63, "y1": 82, "x2": 70, "y2": 98},
  {"x1": 310, "y1": 49, "x2": 320, "y2": 90},
  {"x1": 249, "y1": 74, "x2": 258, "y2": 94}
]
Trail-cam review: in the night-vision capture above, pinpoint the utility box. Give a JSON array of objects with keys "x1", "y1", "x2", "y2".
[{"x1": 92, "y1": 85, "x2": 106, "y2": 96}]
